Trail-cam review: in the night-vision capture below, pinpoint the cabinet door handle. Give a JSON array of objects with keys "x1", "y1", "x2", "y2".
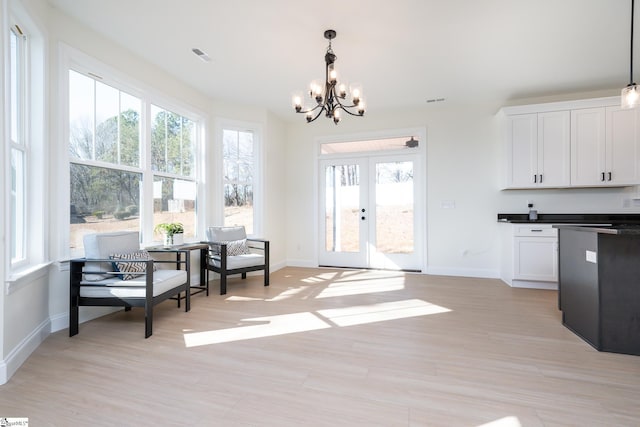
[
  {"x1": 539, "y1": 174, "x2": 543, "y2": 183},
  {"x1": 531, "y1": 229, "x2": 543, "y2": 232},
  {"x1": 608, "y1": 172, "x2": 612, "y2": 181},
  {"x1": 533, "y1": 174, "x2": 537, "y2": 183},
  {"x1": 601, "y1": 172, "x2": 605, "y2": 181}
]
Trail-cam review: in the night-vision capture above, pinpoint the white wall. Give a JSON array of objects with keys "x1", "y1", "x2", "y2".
[{"x1": 284, "y1": 100, "x2": 640, "y2": 278}]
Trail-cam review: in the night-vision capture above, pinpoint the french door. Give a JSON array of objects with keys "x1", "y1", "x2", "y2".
[{"x1": 319, "y1": 154, "x2": 422, "y2": 271}]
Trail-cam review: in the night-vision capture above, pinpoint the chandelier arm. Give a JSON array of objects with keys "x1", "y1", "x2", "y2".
[
  {"x1": 334, "y1": 104, "x2": 365, "y2": 117},
  {"x1": 330, "y1": 88, "x2": 364, "y2": 116},
  {"x1": 305, "y1": 106, "x2": 326, "y2": 123},
  {"x1": 296, "y1": 104, "x2": 323, "y2": 115}
]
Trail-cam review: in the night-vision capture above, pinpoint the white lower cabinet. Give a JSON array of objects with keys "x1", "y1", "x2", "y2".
[{"x1": 500, "y1": 224, "x2": 558, "y2": 290}]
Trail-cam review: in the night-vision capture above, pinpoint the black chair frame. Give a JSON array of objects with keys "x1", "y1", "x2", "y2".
[
  {"x1": 205, "y1": 238, "x2": 269, "y2": 295},
  {"x1": 69, "y1": 258, "x2": 190, "y2": 338}
]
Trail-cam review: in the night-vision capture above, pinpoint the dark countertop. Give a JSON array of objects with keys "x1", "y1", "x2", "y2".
[
  {"x1": 497, "y1": 213, "x2": 640, "y2": 225},
  {"x1": 553, "y1": 224, "x2": 640, "y2": 235}
]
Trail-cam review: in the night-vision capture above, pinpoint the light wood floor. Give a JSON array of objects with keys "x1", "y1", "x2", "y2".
[{"x1": 2, "y1": 267, "x2": 640, "y2": 426}]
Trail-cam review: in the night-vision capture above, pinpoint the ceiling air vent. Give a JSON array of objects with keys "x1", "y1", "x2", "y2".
[{"x1": 192, "y1": 48, "x2": 211, "y2": 62}]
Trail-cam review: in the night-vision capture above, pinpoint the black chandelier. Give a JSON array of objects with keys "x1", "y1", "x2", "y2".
[{"x1": 292, "y1": 29, "x2": 365, "y2": 124}]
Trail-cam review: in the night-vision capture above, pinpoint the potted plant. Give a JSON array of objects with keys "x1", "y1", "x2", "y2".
[{"x1": 154, "y1": 222, "x2": 184, "y2": 246}]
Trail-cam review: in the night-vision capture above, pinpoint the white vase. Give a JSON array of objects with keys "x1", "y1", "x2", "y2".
[{"x1": 172, "y1": 233, "x2": 184, "y2": 246}]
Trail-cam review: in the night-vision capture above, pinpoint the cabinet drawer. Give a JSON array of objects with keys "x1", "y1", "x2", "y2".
[{"x1": 514, "y1": 225, "x2": 557, "y2": 237}]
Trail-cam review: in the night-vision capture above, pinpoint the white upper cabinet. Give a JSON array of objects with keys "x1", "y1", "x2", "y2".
[
  {"x1": 571, "y1": 106, "x2": 640, "y2": 186},
  {"x1": 505, "y1": 111, "x2": 570, "y2": 189},
  {"x1": 605, "y1": 106, "x2": 640, "y2": 186},
  {"x1": 502, "y1": 97, "x2": 640, "y2": 189},
  {"x1": 570, "y1": 108, "x2": 606, "y2": 186}
]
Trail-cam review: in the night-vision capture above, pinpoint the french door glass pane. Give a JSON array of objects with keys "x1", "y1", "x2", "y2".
[
  {"x1": 375, "y1": 161, "x2": 414, "y2": 254},
  {"x1": 325, "y1": 164, "x2": 360, "y2": 253}
]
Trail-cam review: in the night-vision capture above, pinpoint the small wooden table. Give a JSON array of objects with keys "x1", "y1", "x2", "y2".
[{"x1": 147, "y1": 243, "x2": 209, "y2": 298}]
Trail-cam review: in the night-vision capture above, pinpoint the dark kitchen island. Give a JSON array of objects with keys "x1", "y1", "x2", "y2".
[{"x1": 555, "y1": 224, "x2": 640, "y2": 356}]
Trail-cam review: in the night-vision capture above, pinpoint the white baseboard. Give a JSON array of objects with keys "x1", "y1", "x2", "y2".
[
  {"x1": 285, "y1": 259, "x2": 318, "y2": 268},
  {"x1": 50, "y1": 311, "x2": 68, "y2": 333},
  {"x1": 509, "y1": 279, "x2": 558, "y2": 290},
  {"x1": 424, "y1": 266, "x2": 500, "y2": 279},
  {"x1": 0, "y1": 318, "x2": 50, "y2": 385}
]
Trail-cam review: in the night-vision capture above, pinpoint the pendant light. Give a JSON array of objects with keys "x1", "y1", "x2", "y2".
[{"x1": 622, "y1": 0, "x2": 639, "y2": 108}]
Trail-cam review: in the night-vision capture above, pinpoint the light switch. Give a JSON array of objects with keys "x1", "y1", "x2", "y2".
[{"x1": 585, "y1": 250, "x2": 597, "y2": 264}]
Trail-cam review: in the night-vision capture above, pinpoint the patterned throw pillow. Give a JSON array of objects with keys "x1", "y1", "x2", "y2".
[
  {"x1": 223, "y1": 239, "x2": 251, "y2": 256},
  {"x1": 110, "y1": 250, "x2": 155, "y2": 280}
]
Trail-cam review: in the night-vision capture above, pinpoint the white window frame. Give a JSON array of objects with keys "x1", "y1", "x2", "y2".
[
  {"x1": 60, "y1": 45, "x2": 206, "y2": 258},
  {"x1": 4, "y1": 4, "x2": 48, "y2": 288},
  {"x1": 217, "y1": 119, "x2": 263, "y2": 237}
]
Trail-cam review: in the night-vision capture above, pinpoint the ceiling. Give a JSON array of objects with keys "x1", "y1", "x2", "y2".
[{"x1": 47, "y1": 0, "x2": 634, "y2": 121}]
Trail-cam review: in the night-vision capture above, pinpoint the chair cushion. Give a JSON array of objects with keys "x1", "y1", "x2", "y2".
[
  {"x1": 83, "y1": 231, "x2": 140, "y2": 281},
  {"x1": 110, "y1": 250, "x2": 156, "y2": 280},
  {"x1": 79, "y1": 269, "x2": 187, "y2": 298},
  {"x1": 209, "y1": 253, "x2": 265, "y2": 269},
  {"x1": 207, "y1": 226, "x2": 247, "y2": 242}
]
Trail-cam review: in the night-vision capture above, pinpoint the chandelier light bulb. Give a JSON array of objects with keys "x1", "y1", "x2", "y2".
[
  {"x1": 329, "y1": 67, "x2": 338, "y2": 84},
  {"x1": 292, "y1": 93, "x2": 303, "y2": 112},
  {"x1": 338, "y1": 83, "x2": 347, "y2": 98},
  {"x1": 357, "y1": 100, "x2": 366, "y2": 115}
]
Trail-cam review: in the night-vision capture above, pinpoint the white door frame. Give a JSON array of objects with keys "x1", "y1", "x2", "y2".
[{"x1": 315, "y1": 128, "x2": 427, "y2": 271}]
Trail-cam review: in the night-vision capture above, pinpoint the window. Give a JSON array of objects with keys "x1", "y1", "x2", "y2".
[
  {"x1": 6, "y1": 15, "x2": 46, "y2": 279},
  {"x1": 223, "y1": 128, "x2": 258, "y2": 235},
  {"x1": 68, "y1": 70, "x2": 143, "y2": 253},
  {"x1": 151, "y1": 106, "x2": 197, "y2": 237},
  {"x1": 68, "y1": 68, "x2": 200, "y2": 256},
  {"x1": 9, "y1": 26, "x2": 26, "y2": 265}
]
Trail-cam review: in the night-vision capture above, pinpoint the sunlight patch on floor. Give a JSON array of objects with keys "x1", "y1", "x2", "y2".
[
  {"x1": 183, "y1": 312, "x2": 330, "y2": 347},
  {"x1": 266, "y1": 286, "x2": 310, "y2": 301},
  {"x1": 315, "y1": 277, "x2": 405, "y2": 298},
  {"x1": 225, "y1": 296, "x2": 264, "y2": 302},
  {"x1": 317, "y1": 299, "x2": 450, "y2": 327},
  {"x1": 477, "y1": 416, "x2": 522, "y2": 427},
  {"x1": 183, "y1": 299, "x2": 451, "y2": 347}
]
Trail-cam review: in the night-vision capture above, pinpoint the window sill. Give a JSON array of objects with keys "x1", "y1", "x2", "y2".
[{"x1": 6, "y1": 262, "x2": 51, "y2": 295}]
